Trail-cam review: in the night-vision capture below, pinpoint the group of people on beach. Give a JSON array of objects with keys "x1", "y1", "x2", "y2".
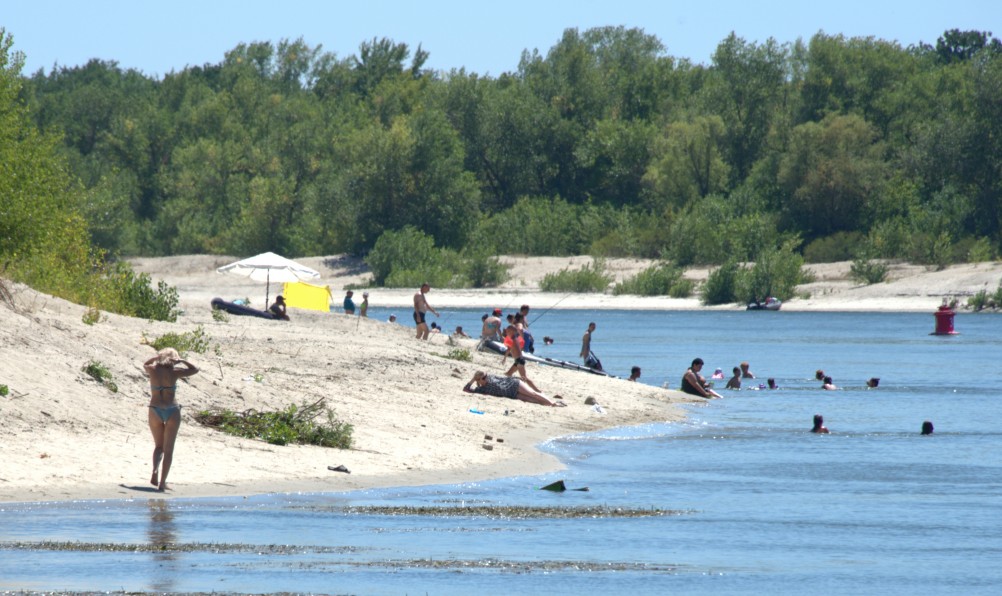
[{"x1": 465, "y1": 302, "x2": 566, "y2": 407}]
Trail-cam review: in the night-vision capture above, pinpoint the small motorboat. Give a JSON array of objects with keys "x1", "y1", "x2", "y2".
[{"x1": 747, "y1": 297, "x2": 782, "y2": 311}]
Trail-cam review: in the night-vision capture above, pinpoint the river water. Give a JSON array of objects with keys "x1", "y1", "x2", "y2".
[{"x1": 2, "y1": 308, "x2": 1000, "y2": 594}]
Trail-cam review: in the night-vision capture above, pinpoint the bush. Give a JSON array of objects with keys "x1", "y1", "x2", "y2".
[
  {"x1": 0, "y1": 384, "x2": 9, "y2": 396},
  {"x1": 614, "y1": 262, "x2": 693, "y2": 297},
  {"x1": 194, "y1": 399, "x2": 353, "y2": 448},
  {"x1": 701, "y1": 261, "x2": 740, "y2": 305},
  {"x1": 968, "y1": 289, "x2": 991, "y2": 311},
  {"x1": 82, "y1": 307, "x2": 102, "y2": 326},
  {"x1": 461, "y1": 247, "x2": 510, "y2": 288},
  {"x1": 803, "y1": 232, "x2": 866, "y2": 263},
  {"x1": 735, "y1": 241, "x2": 808, "y2": 303},
  {"x1": 849, "y1": 257, "x2": 889, "y2": 285},
  {"x1": 107, "y1": 264, "x2": 181, "y2": 322},
  {"x1": 367, "y1": 227, "x2": 465, "y2": 288},
  {"x1": 143, "y1": 326, "x2": 212, "y2": 356},
  {"x1": 540, "y1": 259, "x2": 613, "y2": 293},
  {"x1": 82, "y1": 360, "x2": 118, "y2": 393}
]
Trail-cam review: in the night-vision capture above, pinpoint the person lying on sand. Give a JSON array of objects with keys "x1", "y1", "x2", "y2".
[{"x1": 463, "y1": 371, "x2": 565, "y2": 407}]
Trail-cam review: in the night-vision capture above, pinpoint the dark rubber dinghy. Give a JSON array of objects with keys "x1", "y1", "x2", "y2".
[{"x1": 211, "y1": 297, "x2": 280, "y2": 320}]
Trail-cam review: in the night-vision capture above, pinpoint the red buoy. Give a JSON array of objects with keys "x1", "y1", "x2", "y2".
[{"x1": 931, "y1": 303, "x2": 958, "y2": 335}]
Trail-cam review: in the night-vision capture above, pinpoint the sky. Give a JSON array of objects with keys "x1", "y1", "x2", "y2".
[{"x1": 3, "y1": 1, "x2": 1000, "y2": 78}]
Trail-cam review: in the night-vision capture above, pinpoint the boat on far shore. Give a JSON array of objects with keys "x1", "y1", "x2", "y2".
[{"x1": 747, "y1": 297, "x2": 782, "y2": 311}]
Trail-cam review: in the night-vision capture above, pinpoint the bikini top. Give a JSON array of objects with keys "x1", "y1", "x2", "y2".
[{"x1": 151, "y1": 384, "x2": 177, "y2": 397}]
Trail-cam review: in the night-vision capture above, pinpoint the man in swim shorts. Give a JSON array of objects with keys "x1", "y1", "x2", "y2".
[{"x1": 413, "y1": 282, "x2": 439, "y2": 340}]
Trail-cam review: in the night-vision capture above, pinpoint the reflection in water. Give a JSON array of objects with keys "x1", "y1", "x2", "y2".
[{"x1": 146, "y1": 499, "x2": 178, "y2": 592}]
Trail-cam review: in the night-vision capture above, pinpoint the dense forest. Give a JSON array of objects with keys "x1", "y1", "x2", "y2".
[{"x1": 2, "y1": 26, "x2": 1002, "y2": 304}]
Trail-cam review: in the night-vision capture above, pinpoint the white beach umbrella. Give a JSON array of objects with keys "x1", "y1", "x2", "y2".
[{"x1": 216, "y1": 252, "x2": 320, "y2": 307}]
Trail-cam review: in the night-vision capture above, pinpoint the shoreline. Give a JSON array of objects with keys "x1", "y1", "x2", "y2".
[{"x1": 2, "y1": 256, "x2": 1000, "y2": 504}]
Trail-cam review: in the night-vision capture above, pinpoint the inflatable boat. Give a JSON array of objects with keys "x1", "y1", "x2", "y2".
[{"x1": 211, "y1": 297, "x2": 281, "y2": 320}]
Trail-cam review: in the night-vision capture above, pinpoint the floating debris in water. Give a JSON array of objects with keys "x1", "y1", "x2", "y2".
[{"x1": 293, "y1": 504, "x2": 694, "y2": 519}]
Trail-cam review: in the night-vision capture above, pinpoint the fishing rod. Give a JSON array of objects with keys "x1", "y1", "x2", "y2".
[{"x1": 528, "y1": 292, "x2": 572, "y2": 327}]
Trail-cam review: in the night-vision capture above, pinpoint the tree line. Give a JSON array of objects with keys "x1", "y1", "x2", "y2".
[{"x1": 3, "y1": 26, "x2": 1002, "y2": 301}]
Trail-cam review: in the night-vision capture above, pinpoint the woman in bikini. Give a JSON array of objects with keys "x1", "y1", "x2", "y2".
[{"x1": 143, "y1": 348, "x2": 199, "y2": 492}]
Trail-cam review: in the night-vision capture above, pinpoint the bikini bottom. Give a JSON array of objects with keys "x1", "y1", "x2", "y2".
[{"x1": 149, "y1": 404, "x2": 181, "y2": 423}]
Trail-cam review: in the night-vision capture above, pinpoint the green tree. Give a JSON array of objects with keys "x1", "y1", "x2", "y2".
[{"x1": 777, "y1": 113, "x2": 887, "y2": 239}]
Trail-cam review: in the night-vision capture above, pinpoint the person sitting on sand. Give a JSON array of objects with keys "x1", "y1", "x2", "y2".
[
  {"x1": 481, "y1": 309, "x2": 503, "y2": 341},
  {"x1": 143, "y1": 348, "x2": 199, "y2": 492},
  {"x1": 822, "y1": 376, "x2": 838, "y2": 390},
  {"x1": 463, "y1": 371, "x2": 565, "y2": 407},
  {"x1": 811, "y1": 414, "x2": 830, "y2": 434},
  {"x1": 681, "y1": 358, "x2": 722, "y2": 399},
  {"x1": 453, "y1": 325, "x2": 470, "y2": 338},
  {"x1": 269, "y1": 295, "x2": 290, "y2": 321},
  {"x1": 726, "y1": 366, "x2": 742, "y2": 389}
]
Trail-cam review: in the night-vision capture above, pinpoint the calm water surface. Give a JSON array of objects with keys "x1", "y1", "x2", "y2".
[{"x1": 2, "y1": 309, "x2": 1000, "y2": 594}]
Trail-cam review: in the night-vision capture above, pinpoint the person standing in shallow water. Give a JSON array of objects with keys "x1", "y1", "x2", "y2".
[
  {"x1": 143, "y1": 348, "x2": 199, "y2": 492},
  {"x1": 921, "y1": 421, "x2": 935, "y2": 435}
]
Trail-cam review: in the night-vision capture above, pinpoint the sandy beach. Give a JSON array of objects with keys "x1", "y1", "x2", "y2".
[{"x1": 1, "y1": 256, "x2": 999, "y2": 503}]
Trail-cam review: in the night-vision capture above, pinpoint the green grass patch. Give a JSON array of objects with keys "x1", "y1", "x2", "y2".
[
  {"x1": 143, "y1": 325, "x2": 212, "y2": 356},
  {"x1": 194, "y1": 399, "x2": 353, "y2": 448},
  {"x1": 445, "y1": 347, "x2": 472, "y2": 362},
  {"x1": 82, "y1": 360, "x2": 118, "y2": 393}
]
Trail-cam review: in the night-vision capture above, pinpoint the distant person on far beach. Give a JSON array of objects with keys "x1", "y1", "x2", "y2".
[
  {"x1": 811, "y1": 414, "x2": 830, "y2": 434},
  {"x1": 343, "y1": 290, "x2": 356, "y2": 315},
  {"x1": 143, "y1": 348, "x2": 199, "y2": 492},
  {"x1": 359, "y1": 292, "x2": 369, "y2": 317}
]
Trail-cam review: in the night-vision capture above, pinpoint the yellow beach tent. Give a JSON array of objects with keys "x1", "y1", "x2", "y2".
[{"x1": 282, "y1": 281, "x2": 332, "y2": 312}]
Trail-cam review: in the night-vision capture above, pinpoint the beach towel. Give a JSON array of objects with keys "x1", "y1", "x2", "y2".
[{"x1": 282, "y1": 281, "x2": 332, "y2": 312}]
